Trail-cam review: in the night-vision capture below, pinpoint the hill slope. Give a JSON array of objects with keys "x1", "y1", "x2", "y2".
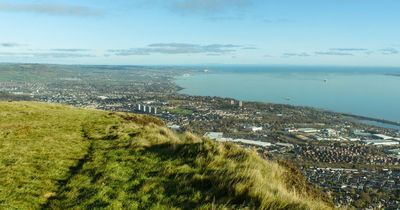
[{"x1": 0, "y1": 102, "x2": 333, "y2": 210}]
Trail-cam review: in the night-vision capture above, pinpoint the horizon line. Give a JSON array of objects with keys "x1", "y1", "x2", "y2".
[{"x1": 1, "y1": 61, "x2": 400, "y2": 69}]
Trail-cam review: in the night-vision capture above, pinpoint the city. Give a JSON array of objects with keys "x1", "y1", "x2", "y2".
[{"x1": 1, "y1": 63, "x2": 399, "y2": 209}]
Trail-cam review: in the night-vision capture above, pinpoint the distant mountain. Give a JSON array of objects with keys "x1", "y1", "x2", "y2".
[{"x1": 0, "y1": 101, "x2": 333, "y2": 210}]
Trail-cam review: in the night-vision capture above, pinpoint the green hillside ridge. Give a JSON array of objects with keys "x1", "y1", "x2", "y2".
[{"x1": 0, "y1": 101, "x2": 333, "y2": 210}]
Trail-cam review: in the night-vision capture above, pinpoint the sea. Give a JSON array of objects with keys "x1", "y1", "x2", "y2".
[{"x1": 175, "y1": 66, "x2": 400, "y2": 130}]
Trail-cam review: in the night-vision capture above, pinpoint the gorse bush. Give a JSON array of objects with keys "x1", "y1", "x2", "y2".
[{"x1": 0, "y1": 101, "x2": 333, "y2": 210}]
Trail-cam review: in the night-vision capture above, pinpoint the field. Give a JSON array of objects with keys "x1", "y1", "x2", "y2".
[
  {"x1": 168, "y1": 107, "x2": 194, "y2": 116},
  {"x1": 0, "y1": 101, "x2": 332, "y2": 209}
]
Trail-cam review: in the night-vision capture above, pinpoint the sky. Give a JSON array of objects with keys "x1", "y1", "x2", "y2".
[{"x1": 0, "y1": 0, "x2": 400, "y2": 66}]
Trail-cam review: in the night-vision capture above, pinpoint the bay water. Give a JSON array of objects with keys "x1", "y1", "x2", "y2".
[{"x1": 175, "y1": 66, "x2": 400, "y2": 129}]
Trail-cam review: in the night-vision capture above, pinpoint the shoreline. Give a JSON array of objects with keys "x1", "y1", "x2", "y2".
[
  {"x1": 174, "y1": 91, "x2": 400, "y2": 131},
  {"x1": 340, "y1": 113, "x2": 400, "y2": 127},
  {"x1": 173, "y1": 75, "x2": 400, "y2": 131}
]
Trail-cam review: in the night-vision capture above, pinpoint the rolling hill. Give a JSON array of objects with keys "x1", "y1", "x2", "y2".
[{"x1": 0, "y1": 101, "x2": 333, "y2": 210}]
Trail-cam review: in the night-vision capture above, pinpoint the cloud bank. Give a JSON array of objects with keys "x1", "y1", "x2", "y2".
[
  {"x1": 329, "y1": 48, "x2": 368, "y2": 52},
  {"x1": 380, "y1": 48, "x2": 399, "y2": 55},
  {"x1": 315, "y1": 51, "x2": 354, "y2": 56},
  {"x1": 109, "y1": 43, "x2": 242, "y2": 56},
  {"x1": 0, "y1": 52, "x2": 95, "y2": 58},
  {"x1": 0, "y1": 3, "x2": 103, "y2": 17},
  {"x1": 0, "y1": 42, "x2": 21, "y2": 47},
  {"x1": 172, "y1": 0, "x2": 252, "y2": 14},
  {"x1": 51, "y1": 48, "x2": 91, "y2": 52},
  {"x1": 282, "y1": 52, "x2": 310, "y2": 57}
]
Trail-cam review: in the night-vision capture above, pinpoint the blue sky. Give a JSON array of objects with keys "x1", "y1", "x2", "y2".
[{"x1": 0, "y1": 0, "x2": 399, "y2": 66}]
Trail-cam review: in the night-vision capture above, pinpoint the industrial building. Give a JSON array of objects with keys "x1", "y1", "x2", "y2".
[{"x1": 363, "y1": 140, "x2": 399, "y2": 146}]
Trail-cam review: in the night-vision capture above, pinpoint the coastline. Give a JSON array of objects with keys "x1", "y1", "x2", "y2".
[
  {"x1": 173, "y1": 74, "x2": 400, "y2": 131},
  {"x1": 340, "y1": 113, "x2": 400, "y2": 127},
  {"x1": 385, "y1": 73, "x2": 400, "y2": 77}
]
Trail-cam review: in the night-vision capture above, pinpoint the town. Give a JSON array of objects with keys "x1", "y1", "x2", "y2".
[{"x1": 1, "y1": 63, "x2": 399, "y2": 209}]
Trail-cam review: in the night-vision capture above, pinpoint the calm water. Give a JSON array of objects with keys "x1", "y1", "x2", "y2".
[{"x1": 175, "y1": 66, "x2": 400, "y2": 125}]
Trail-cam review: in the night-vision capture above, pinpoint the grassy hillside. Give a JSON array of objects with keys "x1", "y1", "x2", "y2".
[{"x1": 0, "y1": 101, "x2": 333, "y2": 210}]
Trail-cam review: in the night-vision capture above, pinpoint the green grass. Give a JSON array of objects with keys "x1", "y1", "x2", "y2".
[
  {"x1": 0, "y1": 101, "x2": 333, "y2": 210},
  {"x1": 169, "y1": 107, "x2": 194, "y2": 116}
]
